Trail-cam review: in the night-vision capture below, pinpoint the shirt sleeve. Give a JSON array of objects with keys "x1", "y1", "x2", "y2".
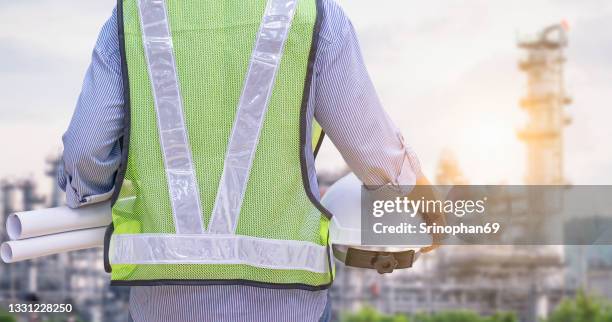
[
  {"x1": 58, "y1": 8, "x2": 124, "y2": 208},
  {"x1": 314, "y1": 0, "x2": 423, "y2": 191}
]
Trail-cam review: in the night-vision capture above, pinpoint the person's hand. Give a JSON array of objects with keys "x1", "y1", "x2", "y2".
[
  {"x1": 419, "y1": 244, "x2": 439, "y2": 254},
  {"x1": 419, "y1": 211, "x2": 445, "y2": 253},
  {"x1": 409, "y1": 176, "x2": 447, "y2": 253}
]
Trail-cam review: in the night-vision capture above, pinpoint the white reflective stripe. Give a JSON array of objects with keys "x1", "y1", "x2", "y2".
[
  {"x1": 137, "y1": 0, "x2": 204, "y2": 234},
  {"x1": 208, "y1": 0, "x2": 299, "y2": 234},
  {"x1": 110, "y1": 234, "x2": 329, "y2": 274}
]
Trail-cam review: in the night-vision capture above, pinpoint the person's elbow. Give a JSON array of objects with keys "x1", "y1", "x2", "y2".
[{"x1": 60, "y1": 131, "x2": 119, "y2": 206}]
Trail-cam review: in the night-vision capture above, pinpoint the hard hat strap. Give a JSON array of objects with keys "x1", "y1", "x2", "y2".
[{"x1": 333, "y1": 246, "x2": 415, "y2": 274}]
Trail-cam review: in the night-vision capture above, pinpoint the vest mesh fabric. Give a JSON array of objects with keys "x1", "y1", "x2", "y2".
[{"x1": 110, "y1": 0, "x2": 331, "y2": 288}]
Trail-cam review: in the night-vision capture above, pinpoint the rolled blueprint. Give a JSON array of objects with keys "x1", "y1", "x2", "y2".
[
  {"x1": 1, "y1": 227, "x2": 105, "y2": 263},
  {"x1": 6, "y1": 201, "x2": 111, "y2": 240}
]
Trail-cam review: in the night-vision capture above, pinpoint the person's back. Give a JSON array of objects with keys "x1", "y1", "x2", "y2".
[
  {"x1": 60, "y1": 0, "x2": 423, "y2": 320},
  {"x1": 110, "y1": 0, "x2": 331, "y2": 289}
]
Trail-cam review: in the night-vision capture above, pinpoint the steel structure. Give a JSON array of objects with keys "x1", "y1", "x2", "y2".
[
  {"x1": 0, "y1": 157, "x2": 129, "y2": 322},
  {"x1": 517, "y1": 23, "x2": 571, "y2": 185}
]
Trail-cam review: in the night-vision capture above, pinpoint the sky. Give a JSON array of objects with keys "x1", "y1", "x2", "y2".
[{"x1": 1, "y1": 0, "x2": 611, "y2": 194}]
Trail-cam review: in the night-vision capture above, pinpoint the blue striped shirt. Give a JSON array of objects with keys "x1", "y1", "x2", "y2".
[{"x1": 59, "y1": 0, "x2": 421, "y2": 321}]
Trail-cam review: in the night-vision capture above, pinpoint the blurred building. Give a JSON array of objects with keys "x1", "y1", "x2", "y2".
[
  {"x1": 0, "y1": 157, "x2": 129, "y2": 322},
  {"x1": 565, "y1": 241, "x2": 612, "y2": 299},
  {"x1": 515, "y1": 21, "x2": 612, "y2": 305},
  {"x1": 517, "y1": 23, "x2": 572, "y2": 186}
]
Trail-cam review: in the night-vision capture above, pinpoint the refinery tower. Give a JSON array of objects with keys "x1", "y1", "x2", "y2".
[{"x1": 517, "y1": 23, "x2": 571, "y2": 185}]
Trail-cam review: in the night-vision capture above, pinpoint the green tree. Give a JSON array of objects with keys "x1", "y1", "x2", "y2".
[
  {"x1": 340, "y1": 306, "x2": 410, "y2": 322},
  {"x1": 427, "y1": 310, "x2": 483, "y2": 322},
  {"x1": 0, "y1": 308, "x2": 16, "y2": 322},
  {"x1": 412, "y1": 311, "x2": 517, "y2": 322},
  {"x1": 485, "y1": 312, "x2": 518, "y2": 322},
  {"x1": 343, "y1": 307, "x2": 518, "y2": 322},
  {"x1": 546, "y1": 291, "x2": 612, "y2": 322}
]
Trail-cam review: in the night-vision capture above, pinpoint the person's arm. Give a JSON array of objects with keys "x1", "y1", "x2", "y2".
[
  {"x1": 314, "y1": 1, "x2": 422, "y2": 192},
  {"x1": 58, "y1": 8, "x2": 124, "y2": 209},
  {"x1": 314, "y1": 0, "x2": 442, "y2": 251},
  {"x1": 410, "y1": 176, "x2": 446, "y2": 252}
]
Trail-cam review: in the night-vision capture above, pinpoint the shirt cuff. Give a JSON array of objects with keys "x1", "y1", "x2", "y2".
[
  {"x1": 393, "y1": 132, "x2": 423, "y2": 191},
  {"x1": 364, "y1": 134, "x2": 423, "y2": 199},
  {"x1": 57, "y1": 161, "x2": 115, "y2": 208}
]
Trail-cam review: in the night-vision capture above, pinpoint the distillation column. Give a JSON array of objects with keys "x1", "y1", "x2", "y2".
[{"x1": 517, "y1": 23, "x2": 571, "y2": 185}]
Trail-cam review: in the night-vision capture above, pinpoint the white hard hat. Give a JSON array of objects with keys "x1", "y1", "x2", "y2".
[{"x1": 322, "y1": 173, "x2": 430, "y2": 274}]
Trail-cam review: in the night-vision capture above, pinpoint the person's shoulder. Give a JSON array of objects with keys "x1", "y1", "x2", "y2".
[
  {"x1": 319, "y1": 0, "x2": 351, "y2": 45},
  {"x1": 94, "y1": 7, "x2": 120, "y2": 59}
]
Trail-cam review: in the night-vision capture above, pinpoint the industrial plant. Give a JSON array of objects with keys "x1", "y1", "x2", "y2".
[
  {"x1": 0, "y1": 158, "x2": 129, "y2": 322},
  {"x1": 329, "y1": 23, "x2": 612, "y2": 322}
]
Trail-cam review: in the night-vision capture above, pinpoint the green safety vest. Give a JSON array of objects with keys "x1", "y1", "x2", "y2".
[{"x1": 105, "y1": 0, "x2": 333, "y2": 290}]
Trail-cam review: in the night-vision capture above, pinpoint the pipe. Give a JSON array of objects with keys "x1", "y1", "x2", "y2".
[
  {"x1": 6, "y1": 201, "x2": 111, "y2": 240},
  {"x1": 1, "y1": 227, "x2": 105, "y2": 263}
]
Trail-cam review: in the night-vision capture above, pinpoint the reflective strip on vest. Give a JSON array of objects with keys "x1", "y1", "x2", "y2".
[
  {"x1": 137, "y1": 0, "x2": 204, "y2": 234},
  {"x1": 111, "y1": 234, "x2": 329, "y2": 274},
  {"x1": 207, "y1": 0, "x2": 299, "y2": 234}
]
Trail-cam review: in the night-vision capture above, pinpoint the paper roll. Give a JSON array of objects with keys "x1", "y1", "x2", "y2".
[
  {"x1": 0, "y1": 227, "x2": 106, "y2": 263},
  {"x1": 7, "y1": 201, "x2": 111, "y2": 240}
]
